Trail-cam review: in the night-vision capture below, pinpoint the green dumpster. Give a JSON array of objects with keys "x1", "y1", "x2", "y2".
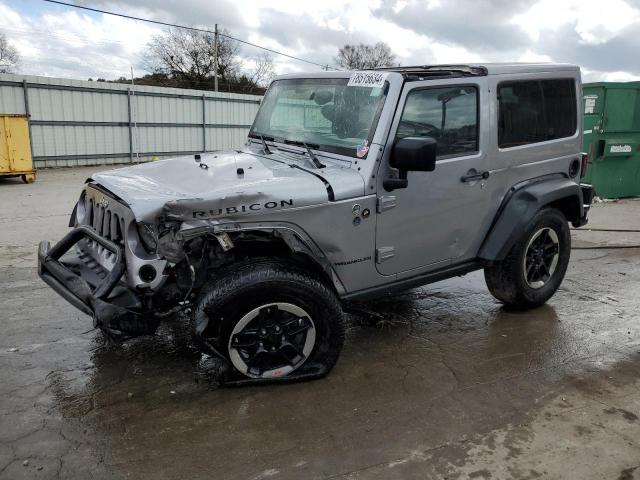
[{"x1": 582, "y1": 82, "x2": 640, "y2": 198}]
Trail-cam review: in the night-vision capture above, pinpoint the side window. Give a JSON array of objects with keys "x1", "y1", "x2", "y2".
[
  {"x1": 397, "y1": 86, "x2": 478, "y2": 158},
  {"x1": 498, "y1": 79, "x2": 577, "y2": 148}
]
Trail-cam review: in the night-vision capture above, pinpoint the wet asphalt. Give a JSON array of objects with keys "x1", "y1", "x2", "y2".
[{"x1": 1, "y1": 167, "x2": 640, "y2": 480}]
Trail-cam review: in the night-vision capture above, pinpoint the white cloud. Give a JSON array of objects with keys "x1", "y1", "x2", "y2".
[
  {"x1": 427, "y1": 43, "x2": 484, "y2": 64},
  {"x1": 582, "y1": 67, "x2": 640, "y2": 82},
  {"x1": 0, "y1": 0, "x2": 639, "y2": 82},
  {"x1": 574, "y1": 0, "x2": 639, "y2": 44},
  {"x1": 517, "y1": 50, "x2": 553, "y2": 63},
  {"x1": 0, "y1": 2, "x2": 161, "y2": 79},
  {"x1": 512, "y1": 0, "x2": 639, "y2": 44}
]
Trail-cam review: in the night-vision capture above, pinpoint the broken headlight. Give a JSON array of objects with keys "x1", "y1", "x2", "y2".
[{"x1": 137, "y1": 222, "x2": 158, "y2": 253}]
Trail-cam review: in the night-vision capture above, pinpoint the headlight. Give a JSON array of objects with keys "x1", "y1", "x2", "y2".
[{"x1": 137, "y1": 223, "x2": 158, "y2": 252}]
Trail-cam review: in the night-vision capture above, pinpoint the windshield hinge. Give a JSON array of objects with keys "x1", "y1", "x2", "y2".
[{"x1": 377, "y1": 196, "x2": 397, "y2": 213}]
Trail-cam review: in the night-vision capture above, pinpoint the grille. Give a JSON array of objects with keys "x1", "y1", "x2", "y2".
[
  {"x1": 76, "y1": 185, "x2": 137, "y2": 271},
  {"x1": 86, "y1": 197, "x2": 125, "y2": 245},
  {"x1": 76, "y1": 184, "x2": 167, "y2": 289}
]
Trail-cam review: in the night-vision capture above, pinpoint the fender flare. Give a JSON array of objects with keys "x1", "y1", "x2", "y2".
[
  {"x1": 180, "y1": 221, "x2": 348, "y2": 296},
  {"x1": 478, "y1": 175, "x2": 583, "y2": 261}
]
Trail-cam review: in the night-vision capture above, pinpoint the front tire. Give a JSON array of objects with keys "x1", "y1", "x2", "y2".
[
  {"x1": 484, "y1": 208, "x2": 571, "y2": 309},
  {"x1": 193, "y1": 259, "x2": 345, "y2": 380}
]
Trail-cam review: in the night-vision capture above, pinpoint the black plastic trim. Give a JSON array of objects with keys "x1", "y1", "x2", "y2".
[
  {"x1": 38, "y1": 226, "x2": 125, "y2": 312},
  {"x1": 341, "y1": 260, "x2": 484, "y2": 302},
  {"x1": 38, "y1": 242, "x2": 93, "y2": 316},
  {"x1": 478, "y1": 175, "x2": 584, "y2": 261},
  {"x1": 374, "y1": 65, "x2": 488, "y2": 79}
]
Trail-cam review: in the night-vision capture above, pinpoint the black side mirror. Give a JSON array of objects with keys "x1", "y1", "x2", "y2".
[
  {"x1": 384, "y1": 137, "x2": 437, "y2": 191},
  {"x1": 391, "y1": 136, "x2": 437, "y2": 171}
]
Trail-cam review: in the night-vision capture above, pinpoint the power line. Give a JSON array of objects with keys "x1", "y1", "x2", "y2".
[
  {"x1": 41, "y1": 0, "x2": 331, "y2": 70},
  {"x1": 0, "y1": 25, "x2": 142, "y2": 50}
]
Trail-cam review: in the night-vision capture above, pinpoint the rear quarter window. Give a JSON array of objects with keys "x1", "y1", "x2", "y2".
[{"x1": 498, "y1": 79, "x2": 577, "y2": 149}]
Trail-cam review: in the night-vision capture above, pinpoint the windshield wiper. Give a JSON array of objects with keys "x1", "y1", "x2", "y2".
[
  {"x1": 259, "y1": 134, "x2": 272, "y2": 154},
  {"x1": 283, "y1": 139, "x2": 325, "y2": 169},
  {"x1": 303, "y1": 143, "x2": 326, "y2": 169},
  {"x1": 249, "y1": 133, "x2": 274, "y2": 154}
]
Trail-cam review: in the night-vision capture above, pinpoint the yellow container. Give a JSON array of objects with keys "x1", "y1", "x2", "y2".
[{"x1": 0, "y1": 114, "x2": 36, "y2": 183}]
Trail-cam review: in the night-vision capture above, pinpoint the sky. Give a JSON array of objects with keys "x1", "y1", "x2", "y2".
[{"x1": 1, "y1": 0, "x2": 640, "y2": 83}]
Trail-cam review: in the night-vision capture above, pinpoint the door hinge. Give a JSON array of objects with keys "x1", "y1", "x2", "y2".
[
  {"x1": 376, "y1": 246, "x2": 395, "y2": 263},
  {"x1": 377, "y1": 195, "x2": 396, "y2": 213}
]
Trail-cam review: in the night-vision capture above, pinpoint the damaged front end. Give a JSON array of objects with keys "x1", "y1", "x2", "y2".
[
  {"x1": 38, "y1": 184, "x2": 170, "y2": 340},
  {"x1": 36, "y1": 180, "x2": 331, "y2": 349},
  {"x1": 38, "y1": 226, "x2": 159, "y2": 340},
  {"x1": 37, "y1": 149, "x2": 347, "y2": 384}
]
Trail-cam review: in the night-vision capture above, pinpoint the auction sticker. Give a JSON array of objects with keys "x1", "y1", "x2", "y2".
[
  {"x1": 584, "y1": 95, "x2": 598, "y2": 114},
  {"x1": 348, "y1": 71, "x2": 389, "y2": 88}
]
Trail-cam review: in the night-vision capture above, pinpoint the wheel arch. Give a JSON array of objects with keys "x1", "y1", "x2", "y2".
[
  {"x1": 184, "y1": 223, "x2": 347, "y2": 296},
  {"x1": 191, "y1": 256, "x2": 346, "y2": 384},
  {"x1": 479, "y1": 175, "x2": 582, "y2": 261}
]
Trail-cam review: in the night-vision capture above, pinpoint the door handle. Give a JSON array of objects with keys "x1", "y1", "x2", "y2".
[{"x1": 460, "y1": 170, "x2": 490, "y2": 183}]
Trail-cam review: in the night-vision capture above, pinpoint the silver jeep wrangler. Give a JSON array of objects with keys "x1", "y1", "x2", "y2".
[{"x1": 39, "y1": 64, "x2": 593, "y2": 384}]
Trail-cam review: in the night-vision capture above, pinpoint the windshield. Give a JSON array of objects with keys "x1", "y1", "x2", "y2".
[{"x1": 250, "y1": 78, "x2": 388, "y2": 159}]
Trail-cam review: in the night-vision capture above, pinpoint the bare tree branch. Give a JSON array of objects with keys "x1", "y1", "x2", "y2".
[
  {"x1": 334, "y1": 42, "x2": 396, "y2": 70},
  {"x1": 0, "y1": 33, "x2": 19, "y2": 74},
  {"x1": 143, "y1": 27, "x2": 240, "y2": 88},
  {"x1": 246, "y1": 53, "x2": 275, "y2": 88}
]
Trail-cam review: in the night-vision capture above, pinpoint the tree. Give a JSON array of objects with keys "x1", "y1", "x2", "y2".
[
  {"x1": 335, "y1": 42, "x2": 396, "y2": 70},
  {"x1": 143, "y1": 28, "x2": 274, "y2": 94},
  {"x1": 245, "y1": 52, "x2": 275, "y2": 88},
  {"x1": 0, "y1": 33, "x2": 19, "y2": 74},
  {"x1": 144, "y1": 27, "x2": 240, "y2": 89}
]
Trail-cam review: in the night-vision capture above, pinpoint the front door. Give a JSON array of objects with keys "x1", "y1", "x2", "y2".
[{"x1": 375, "y1": 78, "x2": 497, "y2": 276}]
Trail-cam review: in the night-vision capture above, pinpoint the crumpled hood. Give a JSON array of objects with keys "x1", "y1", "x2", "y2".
[{"x1": 90, "y1": 150, "x2": 365, "y2": 222}]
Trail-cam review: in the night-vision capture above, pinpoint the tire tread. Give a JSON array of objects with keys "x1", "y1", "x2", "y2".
[
  {"x1": 193, "y1": 257, "x2": 345, "y2": 377},
  {"x1": 484, "y1": 208, "x2": 570, "y2": 309}
]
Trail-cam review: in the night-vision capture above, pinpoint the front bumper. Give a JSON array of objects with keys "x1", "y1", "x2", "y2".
[
  {"x1": 38, "y1": 226, "x2": 157, "y2": 339},
  {"x1": 573, "y1": 183, "x2": 595, "y2": 228}
]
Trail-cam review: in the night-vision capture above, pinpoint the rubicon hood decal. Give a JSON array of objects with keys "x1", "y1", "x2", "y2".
[{"x1": 191, "y1": 198, "x2": 294, "y2": 219}]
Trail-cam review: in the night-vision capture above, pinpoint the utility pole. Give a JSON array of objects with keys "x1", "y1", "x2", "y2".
[
  {"x1": 214, "y1": 23, "x2": 219, "y2": 92},
  {"x1": 130, "y1": 66, "x2": 140, "y2": 163}
]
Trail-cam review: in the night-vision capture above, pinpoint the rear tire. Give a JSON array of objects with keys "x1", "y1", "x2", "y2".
[
  {"x1": 193, "y1": 259, "x2": 345, "y2": 380},
  {"x1": 484, "y1": 208, "x2": 570, "y2": 309}
]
